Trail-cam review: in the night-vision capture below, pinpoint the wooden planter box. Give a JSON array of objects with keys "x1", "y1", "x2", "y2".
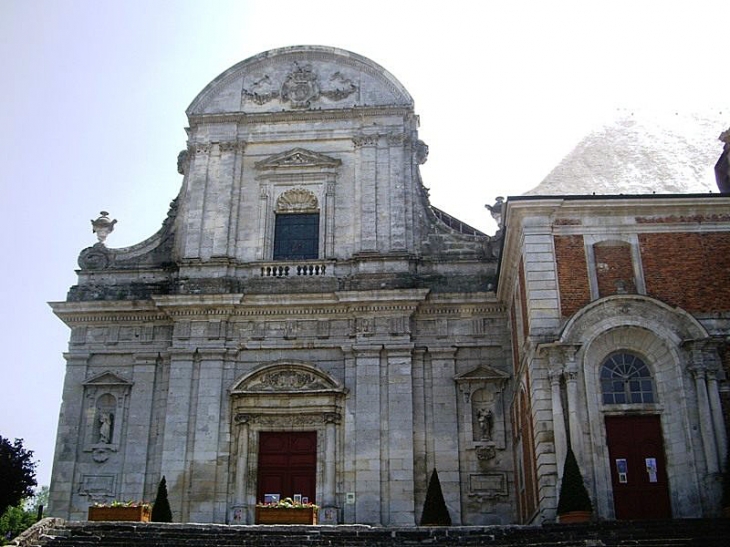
[
  {"x1": 88, "y1": 505, "x2": 151, "y2": 522},
  {"x1": 255, "y1": 506, "x2": 317, "y2": 525},
  {"x1": 557, "y1": 510, "x2": 592, "y2": 523}
]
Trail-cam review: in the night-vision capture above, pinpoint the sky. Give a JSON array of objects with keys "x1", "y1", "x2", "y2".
[{"x1": 0, "y1": 0, "x2": 728, "y2": 489}]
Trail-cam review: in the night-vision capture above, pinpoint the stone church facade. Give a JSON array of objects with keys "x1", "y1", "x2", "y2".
[{"x1": 49, "y1": 46, "x2": 730, "y2": 525}]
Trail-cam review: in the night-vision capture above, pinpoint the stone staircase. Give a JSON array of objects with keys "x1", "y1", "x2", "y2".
[{"x1": 9, "y1": 518, "x2": 730, "y2": 547}]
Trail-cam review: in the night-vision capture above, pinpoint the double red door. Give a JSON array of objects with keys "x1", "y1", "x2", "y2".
[
  {"x1": 605, "y1": 415, "x2": 671, "y2": 519},
  {"x1": 257, "y1": 431, "x2": 317, "y2": 503}
]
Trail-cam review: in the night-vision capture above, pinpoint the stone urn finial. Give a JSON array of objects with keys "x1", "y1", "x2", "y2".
[{"x1": 91, "y1": 211, "x2": 117, "y2": 244}]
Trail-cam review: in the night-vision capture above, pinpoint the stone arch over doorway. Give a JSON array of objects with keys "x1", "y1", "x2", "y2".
[
  {"x1": 552, "y1": 294, "x2": 723, "y2": 519},
  {"x1": 229, "y1": 361, "x2": 347, "y2": 524}
]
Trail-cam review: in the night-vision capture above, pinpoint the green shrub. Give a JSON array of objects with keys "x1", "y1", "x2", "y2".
[
  {"x1": 557, "y1": 447, "x2": 593, "y2": 515},
  {"x1": 0, "y1": 504, "x2": 36, "y2": 545}
]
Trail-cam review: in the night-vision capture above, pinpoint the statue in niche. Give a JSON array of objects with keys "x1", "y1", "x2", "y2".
[
  {"x1": 476, "y1": 408, "x2": 494, "y2": 441},
  {"x1": 98, "y1": 412, "x2": 113, "y2": 444}
]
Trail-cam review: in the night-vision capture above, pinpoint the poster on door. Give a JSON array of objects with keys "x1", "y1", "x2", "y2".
[
  {"x1": 615, "y1": 458, "x2": 628, "y2": 483},
  {"x1": 645, "y1": 458, "x2": 658, "y2": 483}
]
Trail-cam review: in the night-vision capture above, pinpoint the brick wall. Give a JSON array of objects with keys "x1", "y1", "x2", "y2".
[
  {"x1": 554, "y1": 235, "x2": 590, "y2": 317},
  {"x1": 514, "y1": 381, "x2": 538, "y2": 523},
  {"x1": 638, "y1": 232, "x2": 730, "y2": 312},
  {"x1": 594, "y1": 241, "x2": 636, "y2": 297}
]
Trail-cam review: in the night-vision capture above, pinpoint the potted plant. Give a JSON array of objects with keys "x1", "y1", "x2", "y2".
[
  {"x1": 88, "y1": 500, "x2": 151, "y2": 522},
  {"x1": 556, "y1": 448, "x2": 593, "y2": 523},
  {"x1": 255, "y1": 497, "x2": 319, "y2": 525}
]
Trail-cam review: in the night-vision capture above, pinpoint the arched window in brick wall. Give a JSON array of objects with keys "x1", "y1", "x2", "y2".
[{"x1": 600, "y1": 352, "x2": 656, "y2": 405}]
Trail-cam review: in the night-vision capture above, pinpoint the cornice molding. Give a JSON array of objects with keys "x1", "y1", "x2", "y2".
[{"x1": 188, "y1": 106, "x2": 413, "y2": 127}]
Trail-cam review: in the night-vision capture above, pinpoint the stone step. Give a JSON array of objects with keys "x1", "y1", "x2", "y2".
[{"x1": 13, "y1": 519, "x2": 730, "y2": 547}]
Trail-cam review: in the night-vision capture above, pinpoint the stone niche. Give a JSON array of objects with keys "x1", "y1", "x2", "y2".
[{"x1": 455, "y1": 364, "x2": 512, "y2": 523}]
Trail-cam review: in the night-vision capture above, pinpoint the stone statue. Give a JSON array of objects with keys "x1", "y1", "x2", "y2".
[
  {"x1": 91, "y1": 211, "x2": 117, "y2": 244},
  {"x1": 415, "y1": 140, "x2": 429, "y2": 165},
  {"x1": 477, "y1": 408, "x2": 494, "y2": 441},
  {"x1": 177, "y1": 150, "x2": 188, "y2": 175},
  {"x1": 485, "y1": 197, "x2": 505, "y2": 225},
  {"x1": 99, "y1": 413, "x2": 112, "y2": 444}
]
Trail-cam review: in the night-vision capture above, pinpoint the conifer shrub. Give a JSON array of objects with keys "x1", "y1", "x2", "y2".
[
  {"x1": 151, "y1": 476, "x2": 172, "y2": 522},
  {"x1": 420, "y1": 468, "x2": 451, "y2": 526},
  {"x1": 556, "y1": 448, "x2": 593, "y2": 515}
]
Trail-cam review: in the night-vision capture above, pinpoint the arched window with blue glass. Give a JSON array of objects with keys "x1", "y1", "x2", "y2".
[{"x1": 600, "y1": 352, "x2": 656, "y2": 405}]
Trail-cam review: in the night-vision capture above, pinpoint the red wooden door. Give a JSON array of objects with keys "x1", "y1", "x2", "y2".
[
  {"x1": 605, "y1": 415, "x2": 671, "y2": 519},
  {"x1": 257, "y1": 431, "x2": 317, "y2": 503}
]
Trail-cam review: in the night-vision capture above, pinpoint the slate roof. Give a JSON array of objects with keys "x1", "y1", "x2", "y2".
[{"x1": 525, "y1": 109, "x2": 728, "y2": 196}]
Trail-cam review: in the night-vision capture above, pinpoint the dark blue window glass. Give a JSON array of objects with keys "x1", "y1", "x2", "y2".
[
  {"x1": 274, "y1": 213, "x2": 319, "y2": 260},
  {"x1": 600, "y1": 352, "x2": 655, "y2": 405}
]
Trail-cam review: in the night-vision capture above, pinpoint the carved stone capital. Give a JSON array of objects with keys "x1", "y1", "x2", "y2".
[
  {"x1": 547, "y1": 369, "x2": 563, "y2": 385},
  {"x1": 352, "y1": 134, "x2": 379, "y2": 148},
  {"x1": 323, "y1": 412, "x2": 341, "y2": 425},
  {"x1": 234, "y1": 413, "x2": 256, "y2": 425},
  {"x1": 386, "y1": 131, "x2": 407, "y2": 146},
  {"x1": 189, "y1": 143, "x2": 212, "y2": 156},
  {"x1": 219, "y1": 141, "x2": 246, "y2": 153}
]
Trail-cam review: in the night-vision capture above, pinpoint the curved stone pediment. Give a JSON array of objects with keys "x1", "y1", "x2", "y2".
[
  {"x1": 187, "y1": 45, "x2": 413, "y2": 116},
  {"x1": 558, "y1": 294, "x2": 708, "y2": 345},
  {"x1": 231, "y1": 362, "x2": 344, "y2": 394}
]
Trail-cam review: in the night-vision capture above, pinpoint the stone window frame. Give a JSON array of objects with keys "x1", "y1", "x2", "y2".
[
  {"x1": 583, "y1": 234, "x2": 646, "y2": 301},
  {"x1": 272, "y1": 191, "x2": 321, "y2": 260},
  {"x1": 255, "y1": 149, "x2": 340, "y2": 261}
]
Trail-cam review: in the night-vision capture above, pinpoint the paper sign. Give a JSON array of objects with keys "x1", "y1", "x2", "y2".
[
  {"x1": 645, "y1": 458, "x2": 658, "y2": 483},
  {"x1": 616, "y1": 458, "x2": 628, "y2": 483}
]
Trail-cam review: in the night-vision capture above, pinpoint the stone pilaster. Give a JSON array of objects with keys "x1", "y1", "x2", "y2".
[
  {"x1": 231, "y1": 413, "x2": 251, "y2": 523},
  {"x1": 564, "y1": 364, "x2": 583, "y2": 462},
  {"x1": 187, "y1": 349, "x2": 226, "y2": 522},
  {"x1": 388, "y1": 132, "x2": 407, "y2": 251},
  {"x1": 160, "y1": 349, "x2": 196, "y2": 521},
  {"x1": 707, "y1": 368, "x2": 727, "y2": 469},
  {"x1": 352, "y1": 345, "x2": 382, "y2": 523},
  {"x1": 119, "y1": 353, "x2": 159, "y2": 500},
  {"x1": 323, "y1": 412, "x2": 339, "y2": 511},
  {"x1": 353, "y1": 134, "x2": 378, "y2": 252},
  {"x1": 428, "y1": 347, "x2": 461, "y2": 524},
  {"x1": 547, "y1": 366, "x2": 566, "y2": 481},
  {"x1": 48, "y1": 352, "x2": 89, "y2": 519},
  {"x1": 690, "y1": 364, "x2": 720, "y2": 474},
  {"x1": 385, "y1": 345, "x2": 416, "y2": 525},
  {"x1": 182, "y1": 143, "x2": 211, "y2": 259}
]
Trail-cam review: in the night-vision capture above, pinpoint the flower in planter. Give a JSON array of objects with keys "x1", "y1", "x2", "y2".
[
  {"x1": 93, "y1": 500, "x2": 151, "y2": 509},
  {"x1": 256, "y1": 497, "x2": 319, "y2": 510}
]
